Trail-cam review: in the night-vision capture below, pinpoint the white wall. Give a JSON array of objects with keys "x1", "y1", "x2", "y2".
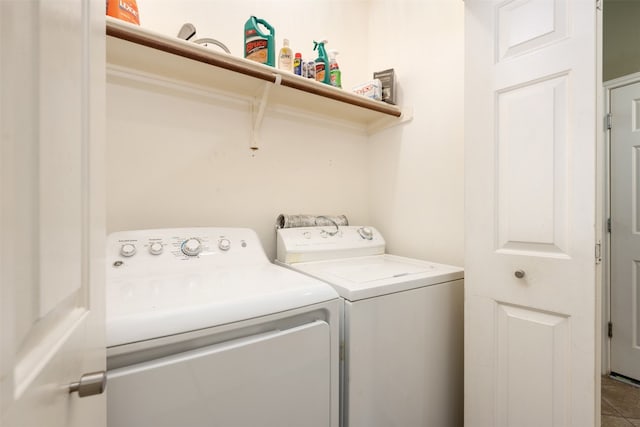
[
  {"x1": 107, "y1": 80, "x2": 370, "y2": 259},
  {"x1": 367, "y1": 1, "x2": 465, "y2": 266},
  {"x1": 107, "y1": 0, "x2": 465, "y2": 264}
]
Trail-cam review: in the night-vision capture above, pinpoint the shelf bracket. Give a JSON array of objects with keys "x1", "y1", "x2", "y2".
[{"x1": 250, "y1": 74, "x2": 282, "y2": 150}]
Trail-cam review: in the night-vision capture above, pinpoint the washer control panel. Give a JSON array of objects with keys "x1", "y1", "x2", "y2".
[
  {"x1": 276, "y1": 225, "x2": 386, "y2": 264},
  {"x1": 108, "y1": 228, "x2": 266, "y2": 274}
]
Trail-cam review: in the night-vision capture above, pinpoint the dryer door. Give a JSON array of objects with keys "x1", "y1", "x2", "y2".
[{"x1": 107, "y1": 320, "x2": 331, "y2": 427}]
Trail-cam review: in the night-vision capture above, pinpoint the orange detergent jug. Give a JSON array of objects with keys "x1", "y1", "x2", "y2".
[{"x1": 107, "y1": 0, "x2": 140, "y2": 25}]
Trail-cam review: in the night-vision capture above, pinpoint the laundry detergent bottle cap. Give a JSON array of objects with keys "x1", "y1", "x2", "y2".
[
  {"x1": 244, "y1": 16, "x2": 275, "y2": 66},
  {"x1": 328, "y1": 49, "x2": 341, "y2": 88},
  {"x1": 313, "y1": 39, "x2": 330, "y2": 85}
]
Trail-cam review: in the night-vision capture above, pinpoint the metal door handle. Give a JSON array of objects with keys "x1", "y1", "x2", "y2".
[
  {"x1": 514, "y1": 270, "x2": 526, "y2": 279},
  {"x1": 69, "y1": 371, "x2": 107, "y2": 398}
]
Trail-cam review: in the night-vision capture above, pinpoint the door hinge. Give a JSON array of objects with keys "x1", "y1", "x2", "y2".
[
  {"x1": 607, "y1": 217, "x2": 611, "y2": 233},
  {"x1": 597, "y1": 0, "x2": 602, "y2": 10},
  {"x1": 608, "y1": 321, "x2": 613, "y2": 338},
  {"x1": 606, "y1": 113, "x2": 612, "y2": 130},
  {"x1": 595, "y1": 242, "x2": 602, "y2": 264},
  {"x1": 339, "y1": 341, "x2": 344, "y2": 361}
]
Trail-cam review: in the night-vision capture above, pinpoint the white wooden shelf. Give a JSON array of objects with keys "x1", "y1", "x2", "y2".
[{"x1": 106, "y1": 17, "x2": 410, "y2": 147}]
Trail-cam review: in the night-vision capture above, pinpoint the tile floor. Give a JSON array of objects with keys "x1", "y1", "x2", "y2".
[{"x1": 602, "y1": 375, "x2": 640, "y2": 427}]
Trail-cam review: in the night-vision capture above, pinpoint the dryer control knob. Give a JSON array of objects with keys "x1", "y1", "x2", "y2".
[
  {"x1": 181, "y1": 238, "x2": 202, "y2": 256},
  {"x1": 358, "y1": 227, "x2": 373, "y2": 240},
  {"x1": 218, "y1": 238, "x2": 231, "y2": 251},
  {"x1": 120, "y1": 243, "x2": 136, "y2": 257},
  {"x1": 149, "y1": 242, "x2": 163, "y2": 255}
]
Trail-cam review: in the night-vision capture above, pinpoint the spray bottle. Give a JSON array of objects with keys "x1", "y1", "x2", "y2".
[
  {"x1": 328, "y1": 50, "x2": 341, "y2": 88},
  {"x1": 313, "y1": 40, "x2": 330, "y2": 85}
]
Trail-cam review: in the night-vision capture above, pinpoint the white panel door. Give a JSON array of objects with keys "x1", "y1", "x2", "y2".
[
  {"x1": 610, "y1": 81, "x2": 640, "y2": 381},
  {"x1": 465, "y1": 0, "x2": 599, "y2": 426},
  {"x1": 0, "y1": 0, "x2": 106, "y2": 426}
]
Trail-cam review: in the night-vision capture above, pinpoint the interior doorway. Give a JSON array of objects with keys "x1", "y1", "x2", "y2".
[
  {"x1": 602, "y1": 0, "x2": 640, "y2": 382},
  {"x1": 605, "y1": 73, "x2": 640, "y2": 386}
]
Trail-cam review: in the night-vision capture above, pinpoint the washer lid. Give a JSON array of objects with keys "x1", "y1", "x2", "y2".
[
  {"x1": 106, "y1": 263, "x2": 338, "y2": 348},
  {"x1": 287, "y1": 254, "x2": 464, "y2": 301},
  {"x1": 327, "y1": 259, "x2": 430, "y2": 283}
]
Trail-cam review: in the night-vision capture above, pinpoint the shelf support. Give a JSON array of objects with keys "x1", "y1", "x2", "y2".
[{"x1": 250, "y1": 74, "x2": 282, "y2": 150}]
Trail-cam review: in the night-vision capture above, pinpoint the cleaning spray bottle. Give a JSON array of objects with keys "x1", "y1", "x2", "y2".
[
  {"x1": 313, "y1": 40, "x2": 331, "y2": 85},
  {"x1": 328, "y1": 50, "x2": 341, "y2": 88},
  {"x1": 244, "y1": 16, "x2": 275, "y2": 66}
]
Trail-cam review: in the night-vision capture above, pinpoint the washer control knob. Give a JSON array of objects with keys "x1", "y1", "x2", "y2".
[
  {"x1": 149, "y1": 242, "x2": 163, "y2": 255},
  {"x1": 218, "y1": 238, "x2": 231, "y2": 251},
  {"x1": 120, "y1": 243, "x2": 136, "y2": 257},
  {"x1": 358, "y1": 227, "x2": 374, "y2": 240},
  {"x1": 181, "y1": 238, "x2": 202, "y2": 256}
]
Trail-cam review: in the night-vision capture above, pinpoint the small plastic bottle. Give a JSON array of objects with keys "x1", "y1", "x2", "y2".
[
  {"x1": 306, "y1": 59, "x2": 316, "y2": 79},
  {"x1": 293, "y1": 52, "x2": 302, "y2": 75},
  {"x1": 328, "y1": 50, "x2": 341, "y2": 88},
  {"x1": 278, "y1": 39, "x2": 293, "y2": 72}
]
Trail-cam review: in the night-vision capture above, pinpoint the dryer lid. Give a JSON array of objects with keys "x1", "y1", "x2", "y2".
[
  {"x1": 106, "y1": 227, "x2": 338, "y2": 348},
  {"x1": 106, "y1": 263, "x2": 338, "y2": 348}
]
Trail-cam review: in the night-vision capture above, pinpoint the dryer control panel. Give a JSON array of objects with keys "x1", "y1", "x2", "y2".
[
  {"x1": 108, "y1": 227, "x2": 268, "y2": 275},
  {"x1": 276, "y1": 226, "x2": 386, "y2": 264}
]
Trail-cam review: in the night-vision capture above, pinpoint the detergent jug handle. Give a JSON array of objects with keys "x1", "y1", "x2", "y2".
[{"x1": 255, "y1": 18, "x2": 274, "y2": 35}]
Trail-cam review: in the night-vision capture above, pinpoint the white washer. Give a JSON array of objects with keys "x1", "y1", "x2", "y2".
[
  {"x1": 106, "y1": 227, "x2": 340, "y2": 427},
  {"x1": 276, "y1": 226, "x2": 464, "y2": 427}
]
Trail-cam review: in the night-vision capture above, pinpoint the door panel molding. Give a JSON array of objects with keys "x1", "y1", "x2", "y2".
[
  {"x1": 497, "y1": 0, "x2": 569, "y2": 61},
  {"x1": 496, "y1": 73, "x2": 570, "y2": 258},
  {"x1": 496, "y1": 302, "x2": 570, "y2": 427}
]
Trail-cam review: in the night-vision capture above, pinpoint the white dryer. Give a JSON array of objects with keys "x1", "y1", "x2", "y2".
[
  {"x1": 106, "y1": 227, "x2": 340, "y2": 427},
  {"x1": 276, "y1": 226, "x2": 464, "y2": 427}
]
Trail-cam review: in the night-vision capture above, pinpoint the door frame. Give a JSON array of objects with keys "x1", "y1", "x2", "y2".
[{"x1": 602, "y1": 70, "x2": 640, "y2": 376}]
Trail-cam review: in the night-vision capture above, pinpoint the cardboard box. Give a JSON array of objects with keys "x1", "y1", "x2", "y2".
[{"x1": 352, "y1": 79, "x2": 382, "y2": 101}]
